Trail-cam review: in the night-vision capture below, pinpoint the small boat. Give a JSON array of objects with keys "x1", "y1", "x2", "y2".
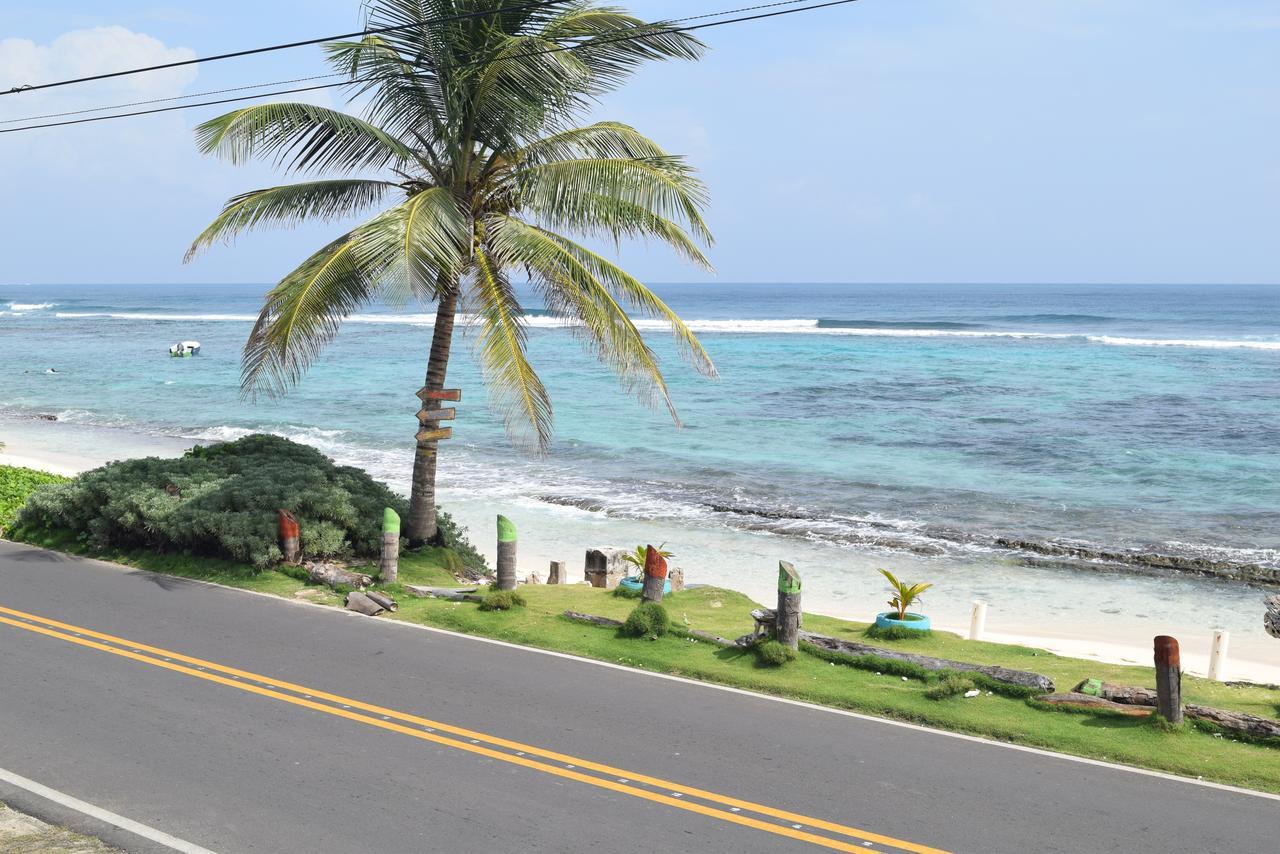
[{"x1": 169, "y1": 340, "x2": 201, "y2": 358}]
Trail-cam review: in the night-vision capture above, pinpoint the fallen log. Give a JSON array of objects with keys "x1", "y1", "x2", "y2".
[
  {"x1": 305, "y1": 562, "x2": 372, "y2": 590},
  {"x1": 1035, "y1": 692, "x2": 1152, "y2": 717},
  {"x1": 365, "y1": 591, "x2": 398, "y2": 612},
  {"x1": 563, "y1": 610, "x2": 623, "y2": 629},
  {"x1": 403, "y1": 585, "x2": 482, "y2": 602},
  {"x1": 677, "y1": 628, "x2": 736, "y2": 648},
  {"x1": 1185, "y1": 704, "x2": 1280, "y2": 740},
  {"x1": 345, "y1": 591, "x2": 384, "y2": 616},
  {"x1": 799, "y1": 631, "x2": 1055, "y2": 693},
  {"x1": 1073, "y1": 679, "x2": 1158, "y2": 706}
]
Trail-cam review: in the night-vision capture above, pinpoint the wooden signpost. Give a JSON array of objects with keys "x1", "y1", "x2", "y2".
[
  {"x1": 776, "y1": 561, "x2": 802, "y2": 649},
  {"x1": 496, "y1": 515, "x2": 517, "y2": 591},
  {"x1": 416, "y1": 388, "x2": 461, "y2": 444},
  {"x1": 641, "y1": 545, "x2": 668, "y2": 603},
  {"x1": 1154, "y1": 635, "x2": 1183, "y2": 725}
]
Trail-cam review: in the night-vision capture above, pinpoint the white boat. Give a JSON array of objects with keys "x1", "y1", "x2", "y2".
[{"x1": 169, "y1": 340, "x2": 201, "y2": 358}]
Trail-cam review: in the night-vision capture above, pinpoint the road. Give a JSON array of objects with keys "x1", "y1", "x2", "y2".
[{"x1": 0, "y1": 539, "x2": 1275, "y2": 854}]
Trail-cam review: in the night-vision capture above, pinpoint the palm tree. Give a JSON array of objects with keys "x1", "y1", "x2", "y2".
[{"x1": 186, "y1": 0, "x2": 716, "y2": 545}]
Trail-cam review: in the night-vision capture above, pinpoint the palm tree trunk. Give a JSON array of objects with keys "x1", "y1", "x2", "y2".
[{"x1": 406, "y1": 285, "x2": 459, "y2": 546}]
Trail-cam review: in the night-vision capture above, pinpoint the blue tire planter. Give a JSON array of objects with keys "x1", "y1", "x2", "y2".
[
  {"x1": 618, "y1": 576, "x2": 671, "y2": 595},
  {"x1": 875, "y1": 612, "x2": 931, "y2": 632}
]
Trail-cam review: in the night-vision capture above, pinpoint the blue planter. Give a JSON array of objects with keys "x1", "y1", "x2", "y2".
[
  {"x1": 875, "y1": 612, "x2": 931, "y2": 632},
  {"x1": 618, "y1": 576, "x2": 671, "y2": 595}
]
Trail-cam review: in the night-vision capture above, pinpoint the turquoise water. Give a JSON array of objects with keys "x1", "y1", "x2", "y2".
[{"x1": 3, "y1": 282, "x2": 1277, "y2": 574}]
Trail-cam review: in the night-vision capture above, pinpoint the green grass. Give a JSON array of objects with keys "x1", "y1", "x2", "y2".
[
  {"x1": 0, "y1": 465, "x2": 67, "y2": 533},
  {"x1": 9, "y1": 524, "x2": 1280, "y2": 793}
]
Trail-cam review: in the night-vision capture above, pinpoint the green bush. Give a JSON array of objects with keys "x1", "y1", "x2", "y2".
[
  {"x1": 925, "y1": 673, "x2": 976, "y2": 700},
  {"x1": 611, "y1": 584, "x2": 642, "y2": 599},
  {"x1": 1, "y1": 465, "x2": 67, "y2": 532},
  {"x1": 621, "y1": 602, "x2": 669, "y2": 638},
  {"x1": 754, "y1": 639, "x2": 797, "y2": 667},
  {"x1": 864, "y1": 624, "x2": 933, "y2": 641},
  {"x1": 15, "y1": 435, "x2": 484, "y2": 570},
  {"x1": 478, "y1": 588, "x2": 526, "y2": 611}
]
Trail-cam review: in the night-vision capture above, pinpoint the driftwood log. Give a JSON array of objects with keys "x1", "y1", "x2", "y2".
[
  {"x1": 563, "y1": 610, "x2": 623, "y2": 629},
  {"x1": 403, "y1": 585, "x2": 482, "y2": 602},
  {"x1": 1035, "y1": 693, "x2": 1153, "y2": 716},
  {"x1": 1073, "y1": 680, "x2": 1158, "y2": 706},
  {"x1": 365, "y1": 591, "x2": 398, "y2": 612},
  {"x1": 678, "y1": 628, "x2": 735, "y2": 648},
  {"x1": 305, "y1": 562, "x2": 372, "y2": 590},
  {"x1": 1185, "y1": 704, "x2": 1280, "y2": 740},
  {"x1": 345, "y1": 591, "x2": 384, "y2": 616},
  {"x1": 799, "y1": 631, "x2": 1055, "y2": 693}
]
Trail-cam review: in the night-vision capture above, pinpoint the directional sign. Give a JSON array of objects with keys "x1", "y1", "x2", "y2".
[
  {"x1": 416, "y1": 427, "x2": 453, "y2": 442},
  {"x1": 417, "y1": 407, "x2": 457, "y2": 422},
  {"x1": 417, "y1": 387, "x2": 461, "y2": 402}
]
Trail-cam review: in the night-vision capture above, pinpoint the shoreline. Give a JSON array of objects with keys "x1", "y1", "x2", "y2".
[{"x1": 5, "y1": 415, "x2": 1279, "y2": 684}]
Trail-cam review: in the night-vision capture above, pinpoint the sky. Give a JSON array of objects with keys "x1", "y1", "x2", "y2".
[{"x1": 0, "y1": 0, "x2": 1278, "y2": 286}]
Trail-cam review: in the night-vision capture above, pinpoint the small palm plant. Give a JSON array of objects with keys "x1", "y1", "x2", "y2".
[
  {"x1": 879, "y1": 569, "x2": 932, "y2": 621},
  {"x1": 621, "y1": 542, "x2": 673, "y2": 577}
]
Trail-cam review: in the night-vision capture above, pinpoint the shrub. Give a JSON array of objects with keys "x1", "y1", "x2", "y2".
[
  {"x1": 925, "y1": 673, "x2": 976, "y2": 700},
  {"x1": 612, "y1": 584, "x2": 642, "y2": 599},
  {"x1": 754, "y1": 639, "x2": 797, "y2": 667},
  {"x1": 15, "y1": 434, "x2": 484, "y2": 570},
  {"x1": 621, "y1": 602, "x2": 670, "y2": 638},
  {"x1": 0, "y1": 465, "x2": 67, "y2": 532},
  {"x1": 478, "y1": 588, "x2": 526, "y2": 611}
]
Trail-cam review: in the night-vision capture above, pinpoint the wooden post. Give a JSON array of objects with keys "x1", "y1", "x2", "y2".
[
  {"x1": 1208, "y1": 629, "x2": 1229, "y2": 682},
  {"x1": 547, "y1": 560, "x2": 567, "y2": 585},
  {"x1": 278, "y1": 510, "x2": 300, "y2": 564},
  {"x1": 641, "y1": 545, "x2": 668, "y2": 603},
  {"x1": 379, "y1": 507, "x2": 400, "y2": 584},
  {"x1": 776, "y1": 561, "x2": 802, "y2": 650},
  {"x1": 496, "y1": 515, "x2": 517, "y2": 591},
  {"x1": 969, "y1": 600, "x2": 988, "y2": 641},
  {"x1": 1154, "y1": 635, "x2": 1183, "y2": 725}
]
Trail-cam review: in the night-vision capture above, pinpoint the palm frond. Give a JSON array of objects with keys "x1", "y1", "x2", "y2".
[
  {"x1": 469, "y1": 245, "x2": 554, "y2": 452},
  {"x1": 185, "y1": 179, "x2": 398, "y2": 262},
  {"x1": 348, "y1": 186, "x2": 469, "y2": 302},
  {"x1": 195, "y1": 102, "x2": 415, "y2": 174}
]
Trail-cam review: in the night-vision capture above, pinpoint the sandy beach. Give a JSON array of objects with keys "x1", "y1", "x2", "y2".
[{"x1": 5, "y1": 413, "x2": 1278, "y2": 685}]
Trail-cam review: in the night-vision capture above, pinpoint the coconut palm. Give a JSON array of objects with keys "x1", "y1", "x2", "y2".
[{"x1": 186, "y1": 0, "x2": 716, "y2": 545}]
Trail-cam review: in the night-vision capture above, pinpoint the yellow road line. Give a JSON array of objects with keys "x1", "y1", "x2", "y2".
[{"x1": 0, "y1": 604, "x2": 951, "y2": 854}]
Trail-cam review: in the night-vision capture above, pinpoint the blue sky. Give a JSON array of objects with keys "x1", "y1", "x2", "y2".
[{"x1": 1, "y1": 1, "x2": 1277, "y2": 285}]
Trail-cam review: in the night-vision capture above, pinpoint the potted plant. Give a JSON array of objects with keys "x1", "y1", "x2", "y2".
[
  {"x1": 618, "y1": 543, "x2": 674, "y2": 596},
  {"x1": 875, "y1": 569, "x2": 932, "y2": 632}
]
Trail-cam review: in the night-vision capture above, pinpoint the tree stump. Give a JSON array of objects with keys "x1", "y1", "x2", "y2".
[
  {"x1": 278, "y1": 510, "x2": 300, "y2": 564},
  {"x1": 668, "y1": 566, "x2": 685, "y2": 592},
  {"x1": 641, "y1": 545, "x2": 668, "y2": 603},
  {"x1": 776, "y1": 561, "x2": 802, "y2": 650},
  {"x1": 1154, "y1": 635, "x2": 1183, "y2": 724},
  {"x1": 496, "y1": 515, "x2": 517, "y2": 591},
  {"x1": 584, "y1": 547, "x2": 628, "y2": 589},
  {"x1": 379, "y1": 507, "x2": 400, "y2": 584},
  {"x1": 547, "y1": 560, "x2": 567, "y2": 585}
]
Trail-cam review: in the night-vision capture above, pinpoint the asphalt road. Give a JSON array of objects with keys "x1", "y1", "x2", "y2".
[{"x1": 0, "y1": 540, "x2": 1276, "y2": 854}]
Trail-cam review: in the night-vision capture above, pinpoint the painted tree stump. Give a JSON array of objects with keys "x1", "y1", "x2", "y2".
[
  {"x1": 776, "y1": 561, "x2": 802, "y2": 650},
  {"x1": 278, "y1": 509, "x2": 300, "y2": 564},
  {"x1": 1154, "y1": 635, "x2": 1183, "y2": 724},
  {"x1": 641, "y1": 545, "x2": 669, "y2": 603},
  {"x1": 378, "y1": 507, "x2": 400, "y2": 584},
  {"x1": 496, "y1": 515, "x2": 517, "y2": 591}
]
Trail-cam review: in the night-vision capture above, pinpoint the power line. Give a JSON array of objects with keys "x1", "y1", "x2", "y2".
[
  {"x1": 0, "y1": 0, "x2": 860, "y2": 135},
  {"x1": 0, "y1": 74, "x2": 343, "y2": 125},
  {"x1": 1, "y1": 0, "x2": 566, "y2": 96}
]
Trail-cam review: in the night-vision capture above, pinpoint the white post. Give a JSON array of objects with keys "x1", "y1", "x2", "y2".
[
  {"x1": 969, "y1": 600, "x2": 988, "y2": 641},
  {"x1": 1208, "y1": 629, "x2": 1229, "y2": 682}
]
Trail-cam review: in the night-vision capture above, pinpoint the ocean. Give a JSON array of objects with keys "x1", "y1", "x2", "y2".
[{"x1": 3, "y1": 282, "x2": 1279, "y2": 674}]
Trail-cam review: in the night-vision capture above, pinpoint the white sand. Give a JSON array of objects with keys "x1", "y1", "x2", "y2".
[{"x1": 4, "y1": 415, "x2": 1279, "y2": 685}]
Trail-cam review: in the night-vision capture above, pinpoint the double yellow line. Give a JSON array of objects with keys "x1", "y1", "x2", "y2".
[{"x1": 0, "y1": 603, "x2": 949, "y2": 854}]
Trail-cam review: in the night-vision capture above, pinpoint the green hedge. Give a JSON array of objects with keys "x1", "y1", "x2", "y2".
[
  {"x1": 1, "y1": 465, "x2": 68, "y2": 532},
  {"x1": 15, "y1": 434, "x2": 484, "y2": 570}
]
